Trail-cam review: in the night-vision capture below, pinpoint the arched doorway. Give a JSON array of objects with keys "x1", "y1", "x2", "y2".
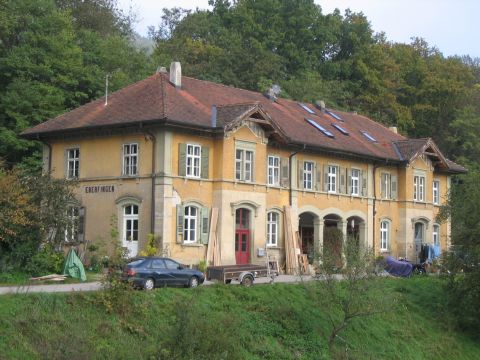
[
  {"x1": 323, "y1": 214, "x2": 343, "y2": 268},
  {"x1": 235, "y1": 208, "x2": 251, "y2": 264},
  {"x1": 414, "y1": 222, "x2": 425, "y2": 262},
  {"x1": 299, "y1": 212, "x2": 316, "y2": 264}
]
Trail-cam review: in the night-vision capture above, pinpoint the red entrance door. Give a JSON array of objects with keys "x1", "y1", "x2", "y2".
[{"x1": 235, "y1": 208, "x2": 250, "y2": 264}]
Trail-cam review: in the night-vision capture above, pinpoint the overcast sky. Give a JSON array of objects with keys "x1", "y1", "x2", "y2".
[{"x1": 118, "y1": 0, "x2": 479, "y2": 58}]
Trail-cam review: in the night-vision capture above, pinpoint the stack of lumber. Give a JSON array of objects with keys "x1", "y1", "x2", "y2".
[
  {"x1": 298, "y1": 254, "x2": 309, "y2": 274},
  {"x1": 283, "y1": 206, "x2": 299, "y2": 274},
  {"x1": 29, "y1": 274, "x2": 67, "y2": 282},
  {"x1": 206, "y1": 208, "x2": 221, "y2": 266}
]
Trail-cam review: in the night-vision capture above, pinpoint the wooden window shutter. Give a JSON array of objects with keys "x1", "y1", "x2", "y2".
[
  {"x1": 361, "y1": 170, "x2": 367, "y2": 197},
  {"x1": 200, "y1": 207, "x2": 210, "y2": 244},
  {"x1": 339, "y1": 167, "x2": 346, "y2": 194},
  {"x1": 315, "y1": 164, "x2": 322, "y2": 191},
  {"x1": 280, "y1": 157, "x2": 289, "y2": 187},
  {"x1": 201, "y1": 146, "x2": 209, "y2": 179},
  {"x1": 178, "y1": 143, "x2": 186, "y2": 177},
  {"x1": 298, "y1": 161, "x2": 303, "y2": 190},
  {"x1": 347, "y1": 169, "x2": 352, "y2": 195},
  {"x1": 176, "y1": 204, "x2": 184, "y2": 244},
  {"x1": 391, "y1": 175, "x2": 398, "y2": 200},
  {"x1": 323, "y1": 165, "x2": 329, "y2": 192},
  {"x1": 380, "y1": 173, "x2": 386, "y2": 198},
  {"x1": 77, "y1": 207, "x2": 86, "y2": 243}
]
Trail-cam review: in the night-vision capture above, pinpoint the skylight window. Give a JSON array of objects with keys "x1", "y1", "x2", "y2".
[
  {"x1": 298, "y1": 103, "x2": 316, "y2": 115},
  {"x1": 327, "y1": 110, "x2": 343, "y2": 121},
  {"x1": 306, "y1": 118, "x2": 334, "y2": 138},
  {"x1": 361, "y1": 131, "x2": 377, "y2": 142},
  {"x1": 332, "y1": 123, "x2": 349, "y2": 135}
]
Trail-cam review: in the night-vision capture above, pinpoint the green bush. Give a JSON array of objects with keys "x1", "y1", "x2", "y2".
[{"x1": 25, "y1": 246, "x2": 65, "y2": 276}]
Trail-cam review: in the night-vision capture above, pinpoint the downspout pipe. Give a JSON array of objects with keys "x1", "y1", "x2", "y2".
[
  {"x1": 372, "y1": 162, "x2": 387, "y2": 255},
  {"x1": 145, "y1": 129, "x2": 157, "y2": 235},
  {"x1": 289, "y1": 144, "x2": 306, "y2": 206},
  {"x1": 372, "y1": 164, "x2": 379, "y2": 254}
]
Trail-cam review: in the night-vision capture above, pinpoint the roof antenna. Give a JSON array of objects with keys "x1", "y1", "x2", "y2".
[{"x1": 105, "y1": 74, "x2": 110, "y2": 106}]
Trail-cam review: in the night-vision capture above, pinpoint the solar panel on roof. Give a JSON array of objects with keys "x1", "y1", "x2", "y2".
[
  {"x1": 306, "y1": 118, "x2": 335, "y2": 138},
  {"x1": 361, "y1": 131, "x2": 377, "y2": 142},
  {"x1": 298, "y1": 103, "x2": 316, "y2": 115},
  {"x1": 331, "y1": 123, "x2": 349, "y2": 135},
  {"x1": 327, "y1": 110, "x2": 343, "y2": 121}
]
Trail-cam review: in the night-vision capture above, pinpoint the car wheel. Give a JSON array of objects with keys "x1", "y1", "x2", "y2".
[
  {"x1": 241, "y1": 275, "x2": 254, "y2": 287},
  {"x1": 144, "y1": 278, "x2": 155, "y2": 291},
  {"x1": 189, "y1": 276, "x2": 199, "y2": 288}
]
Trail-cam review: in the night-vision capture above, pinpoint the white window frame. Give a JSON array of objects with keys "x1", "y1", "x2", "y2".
[
  {"x1": 414, "y1": 175, "x2": 425, "y2": 202},
  {"x1": 183, "y1": 205, "x2": 198, "y2": 243},
  {"x1": 186, "y1": 144, "x2": 201, "y2": 178},
  {"x1": 268, "y1": 155, "x2": 280, "y2": 186},
  {"x1": 123, "y1": 204, "x2": 139, "y2": 242},
  {"x1": 303, "y1": 161, "x2": 314, "y2": 190},
  {"x1": 433, "y1": 224, "x2": 440, "y2": 246},
  {"x1": 235, "y1": 149, "x2": 254, "y2": 182},
  {"x1": 328, "y1": 165, "x2": 337, "y2": 193},
  {"x1": 64, "y1": 206, "x2": 79, "y2": 242},
  {"x1": 66, "y1": 148, "x2": 80, "y2": 179},
  {"x1": 380, "y1": 220, "x2": 390, "y2": 251},
  {"x1": 351, "y1": 168, "x2": 360, "y2": 196},
  {"x1": 433, "y1": 180, "x2": 440, "y2": 205},
  {"x1": 123, "y1": 143, "x2": 138, "y2": 176},
  {"x1": 266, "y1": 212, "x2": 279, "y2": 247}
]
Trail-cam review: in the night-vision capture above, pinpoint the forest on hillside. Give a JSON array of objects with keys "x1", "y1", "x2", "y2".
[{"x1": 0, "y1": 0, "x2": 479, "y2": 171}]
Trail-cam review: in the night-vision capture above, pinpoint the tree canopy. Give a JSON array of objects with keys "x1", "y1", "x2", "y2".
[
  {"x1": 0, "y1": 0, "x2": 154, "y2": 167},
  {"x1": 150, "y1": 0, "x2": 480, "y2": 170}
]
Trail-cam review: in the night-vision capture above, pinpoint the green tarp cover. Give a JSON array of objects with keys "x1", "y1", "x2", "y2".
[{"x1": 62, "y1": 248, "x2": 86, "y2": 281}]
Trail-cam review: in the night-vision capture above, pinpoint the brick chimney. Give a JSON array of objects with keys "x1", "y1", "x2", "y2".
[{"x1": 170, "y1": 62, "x2": 181, "y2": 88}]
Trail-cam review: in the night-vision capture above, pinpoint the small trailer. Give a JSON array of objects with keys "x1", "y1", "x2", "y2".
[{"x1": 207, "y1": 263, "x2": 278, "y2": 287}]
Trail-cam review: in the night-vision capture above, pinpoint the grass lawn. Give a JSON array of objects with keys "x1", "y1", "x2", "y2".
[{"x1": 0, "y1": 276, "x2": 478, "y2": 359}]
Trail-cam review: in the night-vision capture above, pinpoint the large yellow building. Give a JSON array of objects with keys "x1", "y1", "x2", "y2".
[{"x1": 23, "y1": 62, "x2": 465, "y2": 270}]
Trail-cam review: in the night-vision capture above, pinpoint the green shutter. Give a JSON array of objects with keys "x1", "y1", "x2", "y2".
[
  {"x1": 178, "y1": 143, "x2": 186, "y2": 177},
  {"x1": 361, "y1": 170, "x2": 367, "y2": 197},
  {"x1": 315, "y1": 164, "x2": 322, "y2": 191},
  {"x1": 339, "y1": 167, "x2": 346, "y2": 194},
  {"x1": 200, "y1": 207, "x2": 209, "y2": 244},
  {"x1": 347, "y1": 169, "x2": 352, "y2": 195},
  {"x1": 176, "y1": 204, "x2": 184, "y2": 244},
  {"x1": 77, "y1": 207, "x2": 86, "y2": 243},
  {"x1": 201, "y1": 146, "x2": 209, "y2": 179},
  {"x1": 323, "y1": 165, "x2": 329, "y2": 192},
  {"x1": 280, "y1": 157, "x2": 289, "y2": 187},
  {"x1": 391, "y1": 175, "x2": 398, "y2": 200},
  {"x1": 298, "y1": 161, "x2": 304, "y2": 190}
]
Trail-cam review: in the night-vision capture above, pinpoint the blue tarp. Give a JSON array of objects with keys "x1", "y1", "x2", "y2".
[{"x1": 384, "y1": 256, "x2": 413, "y2": 277}]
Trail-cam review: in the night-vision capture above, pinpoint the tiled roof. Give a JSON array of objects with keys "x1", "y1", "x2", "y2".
[
  {"x1": 22, "y1": 71, "x2": 465, "y2": 172},
  {"x1": 393, "y1": 138, "x2": 430, "y2": 161}
]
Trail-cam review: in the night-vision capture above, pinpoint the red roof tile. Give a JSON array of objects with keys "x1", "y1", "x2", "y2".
[{"x1": 22, "y1": 71, "x2": 464, "y2": 172}]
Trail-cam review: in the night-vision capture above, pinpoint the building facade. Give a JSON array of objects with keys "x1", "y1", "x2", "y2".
[{"x1": 23, "y1": 62, "x2": 465, "y2": 271}]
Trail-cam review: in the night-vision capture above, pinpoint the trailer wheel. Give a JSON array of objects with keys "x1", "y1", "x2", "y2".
[
  {"x1": 225, "y1": 279, "x2": 232, "y2": 284},
  {"x1": 241, "y1": 275, "x2": 254, "y2": 287}
]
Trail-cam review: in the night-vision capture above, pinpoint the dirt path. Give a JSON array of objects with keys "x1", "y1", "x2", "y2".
[{"x1": 0, "y1": 274, "x2": 317, "y2": 295}]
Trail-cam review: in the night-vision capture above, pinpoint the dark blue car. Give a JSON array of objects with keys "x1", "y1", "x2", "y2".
[{"x1": 122, "y1": 257, "x2": 205, "y2": 290}]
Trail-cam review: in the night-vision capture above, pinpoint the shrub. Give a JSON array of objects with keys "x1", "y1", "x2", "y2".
[{"x1": 25, "y1": 246, "x2": 65, "y2": 276}]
